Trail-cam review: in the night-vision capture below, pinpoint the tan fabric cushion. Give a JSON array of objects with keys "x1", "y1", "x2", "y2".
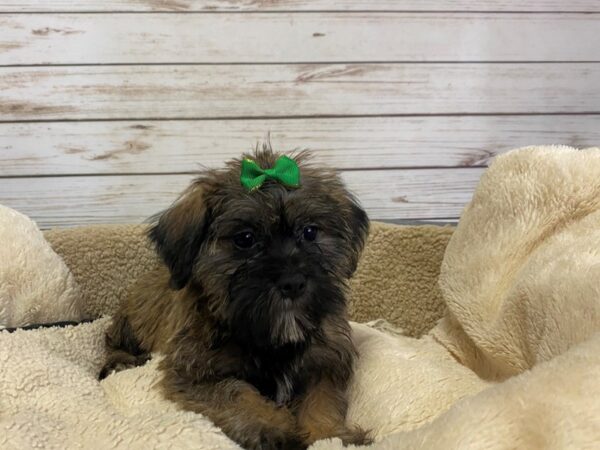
[{"x1": 45, "y1": 221, "x2": 454, "y2": 337}]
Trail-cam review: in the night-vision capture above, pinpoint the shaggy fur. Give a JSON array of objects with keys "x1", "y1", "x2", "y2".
[{"x1": 101, "y1": 147, "x2": 370, "y2": 449}]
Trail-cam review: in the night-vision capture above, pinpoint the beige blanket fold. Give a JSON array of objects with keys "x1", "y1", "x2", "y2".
[
  {"x1": 433, "y1": 146, "x2": 600, "y2": 381},
  {"x1": 319, "y1": 145, "x2": 600, "y2": 449},
  {"x1": 0, "y1": 205, "x2": 83, "y2": 328},
  {"x1": 330, "y1": 331, "x2": 600, "y2": 450}
]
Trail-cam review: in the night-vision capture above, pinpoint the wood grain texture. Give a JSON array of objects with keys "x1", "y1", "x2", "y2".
[
  {"x1": 0, "y1": 168, "x2": 483, "y2": 228},
  {"x1": 3, "y1": 13, "x2": 600, "y2": 65},
  {"x1": 2, "y1": 63, "x2": 599, "y2": 121},
  {"x1": 2, "y1": 115, "x2": 599, "y2": 176},
  {"x1": 1, "y1": 0, "x2": 598, "y2": 12},
  {"x1": 1, "y1": 3, "x2": 597, "y2": 226}
]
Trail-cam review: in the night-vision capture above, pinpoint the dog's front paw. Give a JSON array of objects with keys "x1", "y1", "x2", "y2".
[
  {"x1": 242, "y1": 427, "x2": 306, "y2": 450},
  {"x1": 98, "y1": 351, "x2": 151, "y2": 380},
  {"x1": 336, "y1": 426, "x2": 373, "y2": 447}
]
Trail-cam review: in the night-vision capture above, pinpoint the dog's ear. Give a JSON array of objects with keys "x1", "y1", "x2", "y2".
[
  {"x1": 148, "y1": 181, "x2": 210, "y2": 290},
  {"x1": 345, "y1": 198, "x2": 370, "y2": 278}
]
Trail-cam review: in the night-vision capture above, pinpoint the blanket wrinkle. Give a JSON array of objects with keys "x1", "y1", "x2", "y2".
[
  {"x1": 1, "y1": 319, "x2": 241, "y2": 450},
  {"x1": 434, "y1": 146, "x2": 600, "y2": 382},
  {"x1": 0, "y1": 205, "x2": 83, "y2": 328},
  {"x1": 320, "y1": 146, "x2": 600, "y2": 449},
  {"x1": 330, "y1": 332, "x2": 600, "y2": 450}
]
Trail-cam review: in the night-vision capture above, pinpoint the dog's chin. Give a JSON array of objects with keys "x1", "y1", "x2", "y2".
[
  {"x1": 226, "y1": 290, "x2": 317, "y2": 349},
  {"x1": 227, "y1": 272, "x2": 348, "y2": 349},
  {"x1": 269, "y1": 296, "x2": 312, "y2": 347}
]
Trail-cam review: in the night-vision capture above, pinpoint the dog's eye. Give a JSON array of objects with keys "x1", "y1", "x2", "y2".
[
  {"x1": 233, "y1": 231, "x2": 256, "y2": 249},
  {"x1": 302, "y1": 226, "x2": 318, "y2": 242}
]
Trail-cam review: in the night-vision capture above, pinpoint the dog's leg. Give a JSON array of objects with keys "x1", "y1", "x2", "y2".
[
  {"x1": 293, "y1": 378, "x2": 371, "y2": 446},
  {"x1": 99, "y1": 313, "x2": 151, "y2": 380},
  {"x1": 161, "y1": 372, "x2": 306, "y2": 450}
]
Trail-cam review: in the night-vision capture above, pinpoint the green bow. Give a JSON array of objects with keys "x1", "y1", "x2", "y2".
[{"x1": 240, "y1": 155, "x2": 301, "y2": 192}]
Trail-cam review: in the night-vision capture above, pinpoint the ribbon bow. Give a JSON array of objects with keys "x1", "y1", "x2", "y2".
[{"x1": 240, "y1": 155, "x2": 301, "y2": 192}]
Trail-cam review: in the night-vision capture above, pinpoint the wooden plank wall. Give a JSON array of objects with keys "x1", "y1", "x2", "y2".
[{"x1": 1, "y1": 1, "x2": 599, "y2": 228}]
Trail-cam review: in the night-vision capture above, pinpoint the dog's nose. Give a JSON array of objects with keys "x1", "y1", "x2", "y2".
[{"x1": 277, "y1": 273, "x2": 307, "y2": 299}]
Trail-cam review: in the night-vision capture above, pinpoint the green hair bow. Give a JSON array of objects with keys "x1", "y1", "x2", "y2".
[{"x1": 240, "y1": 155, "x2": 301, "y2": 192}]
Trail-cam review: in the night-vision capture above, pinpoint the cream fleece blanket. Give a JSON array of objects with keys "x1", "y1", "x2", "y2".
[
  {"x1": 2, "y1": 145, "x2": 600, "y2": 449},
  {"x1": 0, "y1": 205, "x2": 83, "y2": 328},
  {"x1": 322, "y1": 145, "x2": 600, "y2": 449}
]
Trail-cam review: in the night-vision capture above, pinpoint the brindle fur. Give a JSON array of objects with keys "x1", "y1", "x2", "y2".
[{"x1": 101, "y1": 146, "x2": 371, "y2": 449}]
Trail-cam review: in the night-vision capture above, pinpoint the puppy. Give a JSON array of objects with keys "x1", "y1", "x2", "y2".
[{"x1": 101, "y1": 146, "x2": 370, "y2": 449}]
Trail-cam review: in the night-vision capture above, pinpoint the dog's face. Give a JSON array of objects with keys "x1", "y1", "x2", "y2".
[{"x1": 149, "y1": 149, "x2": 369, "y2": 348}]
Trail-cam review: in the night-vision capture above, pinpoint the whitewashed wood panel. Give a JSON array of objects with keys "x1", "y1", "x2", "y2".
[
  {"x1": 2, "y1": 64, "x2": 599, "y2": 121},
  {"x1": 0, "y1": 169, "x2": 483, "y2": 228},
  {"x1": 2, "y1": 116, "x2": 599, "y2": 176},
  {"x1": 3, "y1": 14, "x2": 599, "y2": 65},
  {"x1": 1, "y1": 1, "x2": 598, "y2": 12}
]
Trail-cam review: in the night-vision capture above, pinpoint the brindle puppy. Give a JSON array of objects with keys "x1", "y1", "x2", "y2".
[{"x1": 100, "y1": 147, "x2": 370, "y2": 449}]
